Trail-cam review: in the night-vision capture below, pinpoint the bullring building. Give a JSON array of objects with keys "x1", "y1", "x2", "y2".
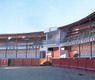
[{"x1": 0, "y1": 11, "x2": 95, "y2": 68}]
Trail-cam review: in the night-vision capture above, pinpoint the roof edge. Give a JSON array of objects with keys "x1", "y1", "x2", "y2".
[{"x1": 58, "y1": 11, "x2": 95, "y2": 30}]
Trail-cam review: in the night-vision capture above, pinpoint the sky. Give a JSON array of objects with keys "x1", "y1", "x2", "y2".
[{"x1": 0, "y1": 0, "x2": 95, "y2": 34}]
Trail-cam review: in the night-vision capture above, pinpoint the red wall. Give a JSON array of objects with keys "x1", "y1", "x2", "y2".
[
  {"x1": 52, "y1": 58, "x2": 95, "y2": 71},
  {"x1": 53, "y1": 47, "x2": 59, "y2": 58},
  {"x1": 0, "y1": 58, "x2": 46, "y2": 66},
  {"x1": 0, "y1": 59, "x2": 8, "y2": 66}
]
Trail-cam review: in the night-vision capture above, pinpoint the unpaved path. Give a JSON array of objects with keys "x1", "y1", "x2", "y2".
[{"x1": 0, "y1": 66, "x2": 95, "y2": 80}]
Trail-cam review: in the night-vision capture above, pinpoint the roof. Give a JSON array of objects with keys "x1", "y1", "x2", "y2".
[
  {"x1": 58, "y1": 11, "x2": 95, "y2": 30},
  {"x1": 0, "y1": 31, "x2": 45, "y2": 38}
]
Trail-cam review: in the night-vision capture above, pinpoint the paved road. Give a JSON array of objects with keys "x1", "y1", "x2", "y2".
[{"x1": 0, "y1": 66, "x2": 95, "y2": 80}]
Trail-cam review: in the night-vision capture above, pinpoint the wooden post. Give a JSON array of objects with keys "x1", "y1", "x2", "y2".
[
  {"x1": 26, "y1": 42, "x2": 28, "y2": 58},
  {"x1": 34, "y1": 45, "x2": 37, "y2": 58},
  {"x1": 46, "y1": 33, "x2": 48, "y2": 60},
  {"x1": 79, "y1": 44, "x2": 80, "y2": 57},
  {"x1": 69, "y1": 46, "x2": 71, "y2": 58},
  {"x1": 5, "y1": 41, "x2": 8, "y2": 58},
  {"x1": 36, "y1": 45, "x2": 37, "y2": 58},
  {"x1": 90, "y1": 42, "x2": 92, "y2": 58},
  {"x1": 78, "y1": 23, "x2": 81, "y2": 57},
  {"x1": 16, "y1": 36, "x2": 18, "y2": 58},
  {"x1": 89, "y1": 18, "x2": 92, "y2": 58}
]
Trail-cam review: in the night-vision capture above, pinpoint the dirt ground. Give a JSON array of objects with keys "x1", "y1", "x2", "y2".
[{"x1": 0, "y1": 66, "x2": 95, "y2": 80}]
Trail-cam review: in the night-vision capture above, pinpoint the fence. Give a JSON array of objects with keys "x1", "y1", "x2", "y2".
[
  {"x1": 0, "y1": 58, "x2": 46, "y2": 66},
  {"x1": 52, "y1": 58, "x2": 95, "y2": 71}
]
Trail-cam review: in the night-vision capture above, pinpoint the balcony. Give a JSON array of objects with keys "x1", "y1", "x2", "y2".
[
  {"x1": 61, "y1": 28, "x2": 95, "y2": 46},
  {"x1": 47, "y1": 39, "x2": 60, "y2": 44}
]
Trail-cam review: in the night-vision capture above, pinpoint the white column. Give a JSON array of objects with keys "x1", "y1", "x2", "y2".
[
  {"x1": 45, "y1": 33, "x2": 48, "y2": 59},
  {"x1": 59, "y1": 45, "x2": 61, "y2": 58},
  {"x1": 58, "y1": 30, "x2": 61, "y2": 43},
  {"x1": 58, "y1": 30, "x2": 61, "y2": 58}
]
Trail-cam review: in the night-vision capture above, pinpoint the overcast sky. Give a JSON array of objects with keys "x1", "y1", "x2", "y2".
[{"x1": 0, "y1": 0, "x2": 95, "y2": 34}]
